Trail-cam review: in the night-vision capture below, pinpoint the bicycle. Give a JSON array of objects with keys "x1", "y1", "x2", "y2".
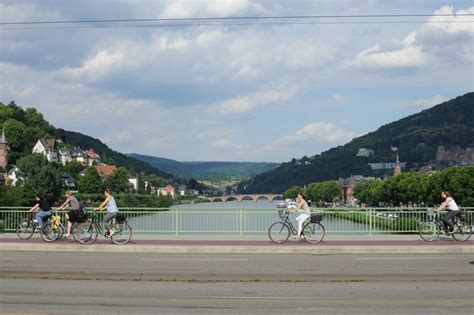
[
  {"x1": 40, "y1": 209, "x2": 81, "y2": 242},
  {"x1": 75, "y1": 210, "x2": 132, "y2": 245},
  {"x1": 16, "y1": 213, "x2": 42, "y2": 240},
  {"x1": 268, "y1": 209, "x2": 325, "y2": 244},
  {"x1": 419, "y1": 208, "x2": 472, "y2": 242}
]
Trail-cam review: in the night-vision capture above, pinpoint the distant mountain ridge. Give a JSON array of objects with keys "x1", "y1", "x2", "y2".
[
  {"x1": 129, "y1": 153, "x2": 280, "y2": 181},
  {"x1": 237, "y1": 92, "x2": 474, "y2": 193}
]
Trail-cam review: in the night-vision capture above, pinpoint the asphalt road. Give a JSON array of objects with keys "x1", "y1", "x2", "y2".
[{"x1": 1, "y1": 252, "x2": 473, "y2": 314}]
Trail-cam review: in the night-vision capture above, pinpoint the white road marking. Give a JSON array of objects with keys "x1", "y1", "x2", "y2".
[
  {"x1": 142, "y1": 258, "x2": 249, "y2": 261},
  {"x1": 0, "y1": 257, "x2": 35, "y2": 260},
  {"x1": 353, "y1": 257, "x2": 456, "y2": 260}
]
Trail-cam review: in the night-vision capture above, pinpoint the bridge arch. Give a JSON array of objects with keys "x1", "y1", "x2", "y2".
[{"x1": 256, "y1": 195, "x2": 270, "y2": 202}]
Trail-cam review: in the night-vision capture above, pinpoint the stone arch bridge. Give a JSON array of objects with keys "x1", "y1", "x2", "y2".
[{"x1": 205, "y1": 194, "x2": 283, "y2": 203}]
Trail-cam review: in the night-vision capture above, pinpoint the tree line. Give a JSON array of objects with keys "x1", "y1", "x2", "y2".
[{"x1": 283, "y1": 166, "x2": 474, "y2": 207}]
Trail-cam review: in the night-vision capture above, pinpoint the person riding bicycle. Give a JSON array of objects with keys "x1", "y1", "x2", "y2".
[
  {"x1": 435, "y1": 191, "x2": 461, "y2": 235},
  {"x1": 96, "y1": 188, "x2": 119, "y2": 237},
  {"x1": 27, "y1": 195, "x2": 52, "y2": 229},
  {"x1": 290, "y1": 191, "x2": 311, "y2": 240},
  {"x1": 58, "y1": 191, "x2": 83, "y2": 238}
]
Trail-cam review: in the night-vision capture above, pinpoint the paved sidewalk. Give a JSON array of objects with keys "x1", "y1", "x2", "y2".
[{"x1": 1, "y1": 232, "x2": 473, "y2": 254}]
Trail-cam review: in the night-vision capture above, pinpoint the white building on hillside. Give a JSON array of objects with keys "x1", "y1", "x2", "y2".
[{"x1": 33, "y1": 139, "x2": 58, "y2": 163}]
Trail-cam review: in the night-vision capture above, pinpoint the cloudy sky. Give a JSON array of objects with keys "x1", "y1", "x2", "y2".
[{"x1": 0, "y1": 0, "x2": 472, "y2": 162}]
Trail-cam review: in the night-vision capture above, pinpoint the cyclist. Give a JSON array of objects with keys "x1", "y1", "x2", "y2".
[
  {"x1": 27, "y1": 194, "x2": 52, "y2": 229},
  {"x1": 290, "y1": 191, "x2": 311, "y2": 240},
  {"x1": 435, "y1": 191, "x2": 461, "y2": 235},
  {"x1": 59, "y1": 191, "x2": 83, "y2": 238},
  {"x1": 96, "y1": 188, "x2": 119, "y2": 237}
]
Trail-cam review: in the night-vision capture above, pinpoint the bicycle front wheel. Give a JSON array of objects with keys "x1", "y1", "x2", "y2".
[
  {"x1": 303, "y1": 222, "x2": 325, "y2": 244},
  {"x1": 111, "y1": 223, "x2": 132, "y2": 245},
  {"x1": 16, "y1": 220, "x2": 34, "y2": 240},
  {"x1": 75, "y1": 222, "x2": 98, "y2": 245},
  {"x1": 40, "y1": 223, "x2": 61, "y2": 242},
  {"x1": 452, "y1": 221, "x2": 472, "y2": 242},
  {"x1": 419, "y1": 221, "x2": 440, "y2": 242},
  {"x1": 268, "y1": 222, "x2": 290, "y2": 244}
]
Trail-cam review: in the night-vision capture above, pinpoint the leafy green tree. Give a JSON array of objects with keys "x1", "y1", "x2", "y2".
[
  {"x1": 283, "y1": 186, "x2": 302, "y2": 199},
  {"x1": 78, "y1": 167, "x2": 103, "y2": 193},
  {"x1": 306, "y1": 181, "x2": 340, "y2": 204},
  {"x1": 103, "y1": 167, "x2": 130, "y2": 193},
  {"x1": 63, "y1": 161, "x2": 85, "y2": 178},
  {"x1": 16, "y1": 153, "x2": 62, "y2": 204},
  {"x1": 137, "y1": 175, "x2": 146, "y2": 194}
]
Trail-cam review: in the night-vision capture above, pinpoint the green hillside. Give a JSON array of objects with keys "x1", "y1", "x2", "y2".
[
  {"x1": 0, "y1": 101, "x2": 173, "y2": 180},
  {"x1": 238, "y1": 92, "x2": 474, "y2": 193},
  {"x1": 129, "y1": 153, "x2": 280, "y2": 181}
]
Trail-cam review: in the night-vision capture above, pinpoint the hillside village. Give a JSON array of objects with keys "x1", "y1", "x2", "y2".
[{"x1": 0, "y1": 133, "x2": 184, "y2": 198}]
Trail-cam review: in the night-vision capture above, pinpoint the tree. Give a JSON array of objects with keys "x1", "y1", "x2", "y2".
[
  {"x1": 63, "y1": 161, "x2": 85, "y2": 178},
  {"x1": 137, "y1": 175, "x2": 146, "y2": 194},
  {"x1": 306, "y1": 181, "x2": 340, "y2": 205},
  {"x1": 16, "y1": 153, "x2": 62, "y2": 204},
  {"x1": 283, "y1": 186, "x2": 302, "y2": 199},
  {"x1": 103, "y1": 167, "x2": 130, "y2": 193},
  {"x1": 78, "y1": 167, "x2": 103, "y2": 193}
]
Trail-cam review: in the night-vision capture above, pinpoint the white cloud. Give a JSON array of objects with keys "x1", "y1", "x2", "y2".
[
  {"x1": 265, "y1": 122, "x2": 358, "y2": 152},
  {"x1": 160, "y1": 0, "x2": 267, "y2": 18},
  {"x1": 346, "y1": 5, "x2": 474, "y2": 71},
  {"x1": 212, "y1": 86, "x2": 298, "y2": 114},
  {"x1": 346, "y1": 32, "x2": 429, "y2": 70},
  {"x1": 401, "y1": 95, "x2": 447, "y2": 108},
  {"x1": 210, "y1": 138, "x2": 248, "y2": 151}
]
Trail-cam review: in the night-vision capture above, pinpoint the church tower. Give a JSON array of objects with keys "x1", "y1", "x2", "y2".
[
  {"x1": 393, "y1": 152, "x2": 401, "y2": 176},
  {"x1": 0, "y1": 129, "x2": 8, "y2": 170}
]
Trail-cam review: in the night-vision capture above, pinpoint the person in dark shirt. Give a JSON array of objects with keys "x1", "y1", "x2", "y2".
[{"x1": 28, "y1": 195, "x2": 52, "y2": 228}]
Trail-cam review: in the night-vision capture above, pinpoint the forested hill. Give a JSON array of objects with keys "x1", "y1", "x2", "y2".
[
  {"x1": 62, "y1": 131, "x2": 173, "y2": 179},
  {"x1": 129, "y1": 153, "x2": 280, "y2": 180},
  {"x1": 0, "y1": 101, "x2": 174, "y2": 179},
  {"x1": 238, "y1": 92, "x2": 474, "y2": 194}
]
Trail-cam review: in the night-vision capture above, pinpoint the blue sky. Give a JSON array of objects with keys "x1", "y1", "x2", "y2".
[{"x1": 0, "y1": 0, "x2": 472, "y2": 162}]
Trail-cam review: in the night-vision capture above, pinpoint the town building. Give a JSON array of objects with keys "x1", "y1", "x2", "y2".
[
  {"x1": 436, "y1": 146, "x2": 474, "y2": 165},
  {"x1": 156, "y1": 184, "x2": 176, "y2": 197},
  {"x1": 96, "y1": 163, "x2": 117, "y2": 177},
  {"x1": 32, "y1": 138, "x2": 59, "y2": 163},
  {"x1": 356, "y1": 148, "x2": 374, "y2": 157},
  {"x1": 339, "y1": 175, "x2": 376, "y2": 206},
  {"x1": 0, "y1": 129, "x2": 8, "y2": 170}
]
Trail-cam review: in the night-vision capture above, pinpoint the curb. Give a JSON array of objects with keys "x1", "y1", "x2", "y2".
[{"x1": 1, "y1": 243, "x2": 473, "y2": 255}]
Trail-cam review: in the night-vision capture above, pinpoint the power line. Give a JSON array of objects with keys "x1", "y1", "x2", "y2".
[
  {"x1": 1, "y1": 13, "x2": 473, "y2": 25},
  {"x1": 1, "y1": 20, "x2": 473, "y2": 31}
]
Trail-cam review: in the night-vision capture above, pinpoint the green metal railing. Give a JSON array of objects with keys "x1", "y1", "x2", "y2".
[{"x1": 0, "y1": 207, "x2": 472, "y2": 235}]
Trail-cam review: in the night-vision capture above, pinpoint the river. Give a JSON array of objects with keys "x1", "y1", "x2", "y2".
[{"x1": 127, "y1": 200, "x2": 369, "y2": 234}]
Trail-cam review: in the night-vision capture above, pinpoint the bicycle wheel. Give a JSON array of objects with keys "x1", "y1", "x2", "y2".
[
  {"x1": 75, "y1": 222, "x2": 98, "y2": 244},
  {"x1": 40, "y1": 222, "x2": 61, "y2": 242},
  {"x1": 452, "y1": 221, "x2": 472, "y2": 242},
  {"x1": 71, "y1": 223, "x2": 80, "y2": 242},
  {"x1": 303, "y1": 222, "x2": 325, "y2": 244},
  {"x1": 111, "y1": 223, "x2": 132, "y2": 245},
  {"x1": 419, "y1": 221, "x2": 441, "y2": 242},
  {"x1": 268, "y1": 222, "x2": 290, "y2": 244},
  {"x1": 16, "y1": 219, "x2": 34, "y2": 240}
]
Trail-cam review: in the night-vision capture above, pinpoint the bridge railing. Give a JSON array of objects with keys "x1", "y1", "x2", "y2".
[{"x1": 0, "y1": 207, "x2": 472, "y2": 235}]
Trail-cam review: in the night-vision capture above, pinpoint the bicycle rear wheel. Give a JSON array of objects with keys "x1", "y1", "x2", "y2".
[
  {"x1": 16, "y1": 219, "x2": 34, "y2": 240},
  {"x1": 419, "y1": 221, "x2": 440, "y2": 242},
  {"x1": 303, "y1": 222, "x2": 325, "y2": 244},
  {"x1": 75, "y1": 222, "x2": 98, "y2": 244},
  {"x1": 452, "y1": 221, "x2": 472, "y2": 242},
  {"x1": 268, "y1": 222, "x2": 290, "y2": 244},
  {"x1": 110, "y1": 223, "x2": 132, "y2": 245}
]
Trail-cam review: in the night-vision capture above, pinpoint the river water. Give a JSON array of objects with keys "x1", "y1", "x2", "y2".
[{"x1": 127, "y1": 200, "x2": 369, "y2": 234}]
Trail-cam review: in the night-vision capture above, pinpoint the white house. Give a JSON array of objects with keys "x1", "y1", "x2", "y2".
[
  {"x1": 357, "y1": 148, "x2": 375, "y2": 157},
  {"x1": 33, "y1": 139, "x2": 59, "y2": 163},
  {"x1": 128, "y1": 178, "x2": 138, "y2": 191},
  {"x1": 7, "y1": 166, "x2": 21, "y2": 186}
]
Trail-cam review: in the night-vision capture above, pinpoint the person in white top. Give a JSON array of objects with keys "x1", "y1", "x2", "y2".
[
  {"x1": 290, "y1": 192, "x2": 311, "y2": 240},
  {"x1": 96, "y1": 188, "x2": 120, "y2": 237},
  {"x1": 435, "y1": 191, "x2": 461, "y2": 235}
]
